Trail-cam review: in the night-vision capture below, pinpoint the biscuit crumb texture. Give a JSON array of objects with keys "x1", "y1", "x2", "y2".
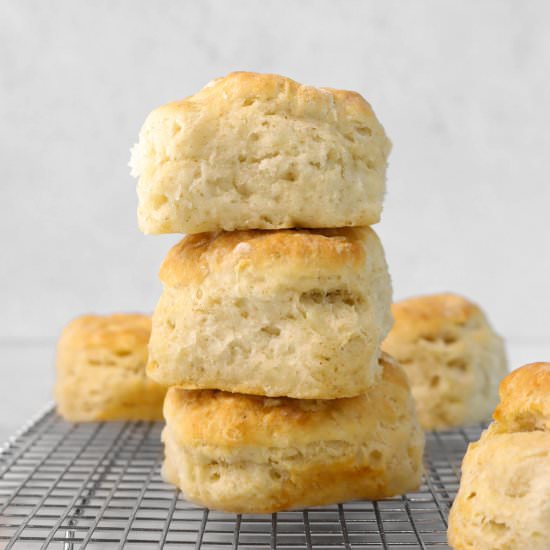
[
  {"x1": 383, "y1": 293, "x2": 508, "y2": 430},
  {"x1": 148, "y1": 227, "x2": 393, "y2": 399},
  {"x1": 130, "y1": 72, "x2": 391, "y2": 234},
  {"x1": 447, "y1": 363, "x2": 550, "y2": 549},
  {"x1": 161, "y1": 355, "x2": 424, "y2": 513},
  {"x1": 55, "y1": 314, "x2": 167, "y2": 421}
]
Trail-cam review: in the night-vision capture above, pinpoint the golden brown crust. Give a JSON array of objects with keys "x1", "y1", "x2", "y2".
[
  {"x1": 55, "y1": 313, "x2": 166, "y2": 422},
  {"x1": 164, "y1": 354, "x2": 408, "y2": 448},
  {"x1": 152, "y1": 71, "x2": 377, "y2": 125},
  {"x1": 493, "y1": 362, "x2": 550, "y2": 431},
  {"x1": 58, "y1": 313, "x2": 151, "y2": 356},
  {"x1": 159, "y1": 227, "x2": 370, "y2": 287},
  {"x1": 391, "y1": 293, "x2": 482, "y2": 328}
]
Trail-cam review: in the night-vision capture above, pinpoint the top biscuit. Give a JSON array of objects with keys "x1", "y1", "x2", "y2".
[{"x1": 130, "y1": 72, "x2": 391, "y2": 234}]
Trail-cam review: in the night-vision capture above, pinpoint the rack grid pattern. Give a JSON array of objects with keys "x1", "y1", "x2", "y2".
[{"x1": 0, "y1": 407, "x2": 483, "y2": 549}]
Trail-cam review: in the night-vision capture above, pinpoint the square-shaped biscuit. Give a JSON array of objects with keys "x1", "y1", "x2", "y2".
[
  {"x1": 382, "y1": 293, "x2": 508, "y2": 430},
  {"x1": 162, "y1": 355, "x2": 425, "y2": 513},
  {"x1": 147, "y1": 227, "x2": 393, "y2": 399},
  {"x1": 55, "y1": 314, "x2": 167, "y2": 421},
  {"x1": 130, "y1": 72, "x2": 391, "y2": 234}
]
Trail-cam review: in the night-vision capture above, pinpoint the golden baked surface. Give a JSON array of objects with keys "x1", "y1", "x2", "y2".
[
  {"x1": 148, "y1": 227, "x2": 393, "y2": 399},
  {"x1": 163, "y1": 353, "x2": 410, "y2": 449},
  {"x1": 383, "y1": 293, "x2": 508, "y2": 430},
  {"x1": 448, "y1": 363, "x2": 550, "y2": 549},
  {"x1": 160, "y1": 227, "x2": 369, "y2": 287},
  {"x1": 494, "y1": 362, "x2": 550, "y2": 431},
  {"x1": 130, "y1": 71, "x2": 391, "y2": 234},
  {"x1": 388, "y1": 293, "x2": 482, "y2": 327},
  {"x1": 162, "y1": 355, "x2": 425, "y2": 513},
  {"x1": 55, "y1": 314, "x2": 166, "y2": 421}
]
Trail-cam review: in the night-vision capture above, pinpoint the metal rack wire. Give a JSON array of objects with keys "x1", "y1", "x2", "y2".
[{"x1": 0, "y1": 407, "x2": 483, "y2": 549}]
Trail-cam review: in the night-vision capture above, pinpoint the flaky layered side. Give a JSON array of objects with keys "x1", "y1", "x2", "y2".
[
  {"x1": 448, "y1": 363, "x2": 550, "y2": 550},
  {"x1": 55, "y1": 314, "x2": 167, "y2": 421},
  {"x1": 130, "y1": 71, "x2": 391, "y2": 234},
  {"x1": 162, "y1": 355, "x2": 424, "y2": 513},
  {"x1": 147, "y1": 227, "x2": 393, "y2": 399},
  {"x1": 382, "y1": 293, "x2": 508, "y2": 430}
]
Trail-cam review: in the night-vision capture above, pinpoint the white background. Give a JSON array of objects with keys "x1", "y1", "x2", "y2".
[{"x1": 1, "y1": 0, "x2": 549, "y2": 440}]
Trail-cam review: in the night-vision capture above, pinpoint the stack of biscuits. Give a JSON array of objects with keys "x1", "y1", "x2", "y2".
[{"x1": 130, "y1": 72, "x2": 425, "y2": 513}]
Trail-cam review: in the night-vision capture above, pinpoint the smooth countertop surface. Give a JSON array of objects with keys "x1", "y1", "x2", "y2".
[{"x1": 1, "y1": 343, "x2": 548, "y2": 445}]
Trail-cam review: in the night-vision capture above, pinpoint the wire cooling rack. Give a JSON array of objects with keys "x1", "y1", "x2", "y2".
[{"x1": 0, "y1": 406, "x2": 484, "y2": 549}]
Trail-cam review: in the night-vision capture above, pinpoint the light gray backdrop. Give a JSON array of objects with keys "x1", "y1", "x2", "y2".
[{"x1": 1, "y1": 0, "x2": 549, "y2": 440}]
